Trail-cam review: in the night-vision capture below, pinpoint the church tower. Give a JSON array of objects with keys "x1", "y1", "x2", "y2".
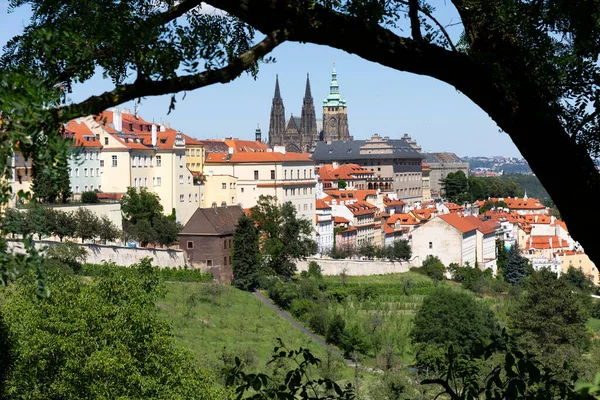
[
  {"x1": 300, "y1": 73, "x2": 318, "y2": 152},
  {"x1": 322, "y1": 63, "x2": 350, "y2": 142},
  {"x1": 268, "y1": 75, "x2": 286, "y2": 147}
]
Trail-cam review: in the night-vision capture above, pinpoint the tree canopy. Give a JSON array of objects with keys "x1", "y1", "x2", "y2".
[{"x1": 3, "y1": 0, "x2": 600, "y2": 272}]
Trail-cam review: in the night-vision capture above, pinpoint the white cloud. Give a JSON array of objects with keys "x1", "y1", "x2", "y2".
[{"x1": 198, "y1": 2, "x2": 226, "y2": 16}]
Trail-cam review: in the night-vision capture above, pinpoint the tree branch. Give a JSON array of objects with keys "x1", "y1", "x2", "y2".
[
  {"x1": 158, "y1": 0, "x2": 203, "y2": 24},
  {"x1": 55, "y1": 29, "x2": 286, "y2": 121},
  {"x1": 398, "y1": 0, "x2": 457, "y2": 51},
  {"x1": 421, "y1": 379, "x2": 458, "y2": 400},
  {"x1": 408, "y1": 0, "x2": 423, "y2": 41}
]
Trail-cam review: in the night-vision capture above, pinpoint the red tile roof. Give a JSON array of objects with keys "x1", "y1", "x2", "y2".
[
  {"x1": 205, "y1": 152, "x2": 312, "y2": 163},
  {"x1": 64, "y1": 120, "x2": 102, "y2": 148},
  {"x1": 439, "y1": 213, "x2": 477, "y2": 234},
  {"x1": 315, "y1": 199, "x2": 331, "y2": 210},
  {"x1": 387, "y1": 213, "x2": 420, "y2": 225},
  {"x1": 463, "y1": 216, "x2": 496, "y2": 235},
  {"x1": 346, "y1": 201, "x2": 378, "y2": 216},
  {"x1": 224, "y1": 139, "x2": 269, "y2": 153},
  {"x1": 523, "y1": 214, "x2": 552, "y2": 224},
  {"x1": 525, "y1": 236, "x2": 569, "y2": 250},
  {"x1": 318, "y1": 163, "x2": 373, "y2": 181},
  {"x1": 383, "y1": 196, "x2": 405, "y2": 207},
  {"x1": 334, "y1": 216, "x2": 350, "y2": 224}
]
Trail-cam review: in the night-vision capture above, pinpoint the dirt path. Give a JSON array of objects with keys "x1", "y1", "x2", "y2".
[{"x1": 252, "y1": 290, "x2": 381, "y2": 372}]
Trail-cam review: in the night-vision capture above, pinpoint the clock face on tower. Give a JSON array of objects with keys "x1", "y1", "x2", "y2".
[{"x1": 329, "y1": 118, "x2": 336, "y2": 128}]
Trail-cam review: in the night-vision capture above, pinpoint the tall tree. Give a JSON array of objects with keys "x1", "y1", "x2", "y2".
[
  {"x1": 249, "y1": 195, "x2": 316, "y2": 279},
  {"x1": 74, "y1": 207, "x2": 100, "y2": 243},
  {"x1": 232, "y1": 213, "x2": 261, "y2": 290},
  {"x1": 508, "y1": 268, "x2": 591, "y2": 369},
  {"x1": 440, "y1": 171, "x2": 469, "y2": 203},
  {"x1": 504, "y1": 243, "x2": 528, "y2": 285}
]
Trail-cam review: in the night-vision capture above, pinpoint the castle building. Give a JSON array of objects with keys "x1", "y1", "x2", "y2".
[{"x1": 268, "y1": 64, "x2": 350, "y2": 153}]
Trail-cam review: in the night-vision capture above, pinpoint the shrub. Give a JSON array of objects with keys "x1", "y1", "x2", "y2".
[
  {"x1": 326, "y1": 314, "x2": 346, "y2": 345},
  {"x1": 591, "y1": 300, "x2": 600, "y2": 319},
  {"x1": 79, "y1": 262, "x2": 212, "y2": 282},
  {"x1": 308, "y1": 307, "x2": 330, "y2": 336},
  {"x1": 81, "y1": 191, "x2": 99, "y2": 204},
  {"x1": 289, "y1": 298, "x2": 314, "y2": 318},
  {"x1": 307, "y1": 261, "x2": 323, "y2": 279},
  {"x1": 46, "y1": 241, "x2": 88, "y2": 273}
]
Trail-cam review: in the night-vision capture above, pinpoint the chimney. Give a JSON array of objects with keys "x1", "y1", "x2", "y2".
[
  {"x1": 165, "y1": 122, "x2": 171, "y2": 129},
  {"x1": 151, "y1": 124, "x2": 157, "y2": 146},
  {"x1": 159, "y1": 123, "x2": 166, "y2": 132},
  {"x1": 122, "y1": 107, "x2": 131, "y2": 115},
  {"x1": 228, "y1": 147, "x2": 234, "y2": 155},
  {"x1": 113, "y1": 108, "x2": 123, "y2": 132}
]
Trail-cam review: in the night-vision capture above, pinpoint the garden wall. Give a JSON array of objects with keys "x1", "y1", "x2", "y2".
[
  {"x1": 7, "y1": 240, "x2": 186, "y2": 269},
  {"x1": 296, "y1": 258, "x2": 413, "y2": 276}
]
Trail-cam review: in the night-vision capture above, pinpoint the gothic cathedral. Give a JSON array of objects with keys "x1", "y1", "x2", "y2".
[{"x1": 268, "y1": 64, "x2": 350, "y2": 153}]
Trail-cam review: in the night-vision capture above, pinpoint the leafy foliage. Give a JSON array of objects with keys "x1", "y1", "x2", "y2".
[
  {"x1": 503, "y1": 244, "x2": 528, "y2": 285},
  {"x1": 411, "y1": 287, "x2": 499, "y2": 372},
  {"x1": 508, "y1": 268, "x2": 592, "y2": 369},
  {"x1": 120, "y1": 187, "x2": 180, "y2": 246},
  {"x1": 46, "y1": 241, "x2": 88, "y2": 272},
  {"x1": 232, "y1": 213, "x2": 261, "y2": 291},
  {"x1": 225, "y1": 338, "x2": 354, "y2": 399},
  {"x1": 0, "y1": 259, "x2": 226, "y2": 399},
  {"x1": 81, "y1": 190, "x2": 99, "y2": 204},
  {"x1": 412, "y1": 255, "x2": 445, "y2": 281},
  {"x1": 247, "y1": 195, "x2": 317, "y2": 280}
]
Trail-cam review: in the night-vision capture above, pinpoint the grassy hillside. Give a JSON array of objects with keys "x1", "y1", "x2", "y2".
[{"x1": 157, "y1": 282, "x2": 334, "y2": 374}]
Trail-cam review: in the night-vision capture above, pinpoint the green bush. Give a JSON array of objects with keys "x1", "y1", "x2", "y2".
[
  {"x1": 326, "y1": 314, "x2": 346, "y2": 345},
  {"x1": 289, "y1": 298, "x2": 314, "y2": 318},
  {"x1": 81, "y1": 191, "x2": 99, "y2": 203},
  {"x1": 308, "y1": 307, "x2": 330, "y2": 336},
  {"x1": 592, "y1": 300, "x2": 600, "y2": 319}
]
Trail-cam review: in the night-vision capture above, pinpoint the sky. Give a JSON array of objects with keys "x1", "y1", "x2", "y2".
[{"x1": 0, "y1": 2, "x2": 522, "y2": 157}]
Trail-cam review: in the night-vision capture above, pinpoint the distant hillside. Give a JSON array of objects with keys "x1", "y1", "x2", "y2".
[{"x1": 486, "y1": 174, "x2": 551, "y2": 205}]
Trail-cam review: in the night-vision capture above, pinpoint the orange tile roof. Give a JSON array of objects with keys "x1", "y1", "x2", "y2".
[
  {"x1": 551, "y1": 219, "x2": 569, "y2": 233},
  {"x1": 487, "y1": 197, "x2": 546, "y2": 210},
  {"x1": 463, "y1": 216, "x2": 496, "y2": 235},
  {"x1": 387, "y1": 213, "x2": 420, "y2": 225},
  {"x1": 224, "y1": 139, "x2": 270, "y2": 153},
  {"x1": 439, "y1": 213, "x2": 477, "y2": 233},
  {"x1": 525, "y1": 236, "x2": 569, "y2": 250},
  {"x1": 383, "y1": 224, "x2": 396, "y2": 234},
  {"x1": 346, "y1": 201, "x2": 378, "y2": 216},
  {"x1": 334, "y1": 216, "x2": 350, "y2": 224},
  {"x1": 64, "y1": 120, "x2": 102, "y2": 148},
  {"x1": 443, "y1": 202, "x2": 464, "y2": 212},
  {"x1": 318, "y1": 163, "x2": 373, "y2": 181},
  {"x1": 410, "y1": 208, "x2": 435, "y2": 221},
  {"x1": 383, "y1": 196, "x2": 405, "y2": 207},
  {"x1": 315, "y1": 199, "x2": 331, "y2": 210},
  {"x1": 523, "y1": 214, "x2": 552, "y2": 224},
  {"x1": 555, "y1": 250, "x2": 584, "y2": 256},
  {"x1": 205, "y1": 151, "x2": 312, "y2": 163}
]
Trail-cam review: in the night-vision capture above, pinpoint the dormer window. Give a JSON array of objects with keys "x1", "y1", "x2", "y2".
[{"x1": 129, "y1": 123, "x2": 133, "y2": 131}]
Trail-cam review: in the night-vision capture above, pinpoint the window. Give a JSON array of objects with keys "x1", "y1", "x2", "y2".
[
  {"x1": 144, "y1": 156, "x2": 148, "y2": 166},
  {"x1": 152, "y1": 177, "x2": 156, "y2": 186},
  {"x1": 134, "y1": 178, "x2": 138, "y2": 187},
  {"x1": 96, "y1": 168, "x2": 100, "y2": 176},
  {"x1": 304, "y1": 204, "x2": 307, "y2": 211},
  {"x1": 188, "y1": 176, "x2": 191, "y2": 184},
  {"x1": 75, "y1": 168, "x2": 79, "y2": 177},
  {"x1": 179, "y1": 155, "x2": 183, "y2": 167},
  {"x1": 90, "y1": 185, "x2": 94, "y2": 190},
  {"x1": 179, "y1": 175, "x2": 184, "y2": 184},
  {"x1": 156, "y1": 177, "x2": 162, "y2": 186},
  {"x1": 84, "y1": 151, "x2": 88, "y2": 160},
  {"x1": 90, "y1": 169, "x2": 94, "y2": 177},
  {"x1": 180, "y1": 194, "x2": 184, "y2": 202},
  {"x1": 271, "y1": 170, "x2": 275, "y2": 179},
  {"x1": 429, "y1": 242, "x2": 433, "y2": 249},
  {"x1": 222, "y1": 183, "x2": 226, "y2": 189},
  {"x1": 285, "y1": 189, "x2": 288, "y2": 196},
  {"x1": 189, "y1": 194, "x2": 192, "y2": 202},
  {"x1": 195, "y1": 193, "x2": 198, "y2": 202},
  {"x1": 292, "y1": 188, "x2": 296, "y2": 195},
  {"x1": 156, "y1": 155, "x2": 162, "y2": 166},
  {"x1": 138, "y1": 155, "x2": 142, "y2": 166},
  {"x1": 96, "y1": 151, "x2": 99, "y2": 160},
  {"x1": 231, "y1": 197, "x2": 234, "y2": 204},
  {"x1": 224, "y1": 257, "x2": 227, "y2": 265},
  {"x1": 112, "y1": 155, "x2": 117, "y2": 167},
  {"x1": 254, "y1": 170, "x2": 259, "y2": 180},
  {"x1": 98, "y1": 185, "x2": 102, "y2": 191},
  {"x1": 132, "y1": 156, "x2": 137, "y2": 167},
  {"x1": 241, "y1": 188, "x2": 244, "y2": 193},
  {"x1": 104, "y1": 137, "x2": 109, "y2": 145},
  {"x1": 75, "y1": 185, "x2": 79, "y2": 193},
  {"x1": 304, "y1": 170, "x2": 307, "y2": 179},
  {"x1": 187, "y1": 241, "x2": 194, "y2": 249},
  {"x1": 144, "y1": 177, "x2": 148, "y2": 187},
  {"x1": 100, "y1": 160, "x2": 104, "y2": 167},
  {"x1": 84, "y1": 185, "x2": 88, "y2": 191},
  {"x1": 206, "y1": 260, "x2": 213, "y2": 267},
  {"x1": 285, "y1": 170, "x2": 287, "y2": 179},
  {"x1": 149, "y1": 156, "x2": 153, "y2": 166}
]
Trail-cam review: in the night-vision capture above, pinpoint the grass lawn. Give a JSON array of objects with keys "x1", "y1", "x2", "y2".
[
  {"x1": 157, "y1": 282, "x2": 333, "y2": 373},
  {"x1": 588, "y1": 317, "x2": 600, "y2": 335}
]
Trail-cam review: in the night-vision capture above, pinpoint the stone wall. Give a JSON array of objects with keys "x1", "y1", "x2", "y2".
[
  {"x1": 296, "y1": 258, "x2": 412, "y2": 276},
  {"x1": 7, "y1": 240, "x2": 186, "y2": 269}
]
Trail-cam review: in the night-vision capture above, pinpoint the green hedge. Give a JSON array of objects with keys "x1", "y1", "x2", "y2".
[{"x1": 80, "y1": 263, "x2": 213, "y2": 282}]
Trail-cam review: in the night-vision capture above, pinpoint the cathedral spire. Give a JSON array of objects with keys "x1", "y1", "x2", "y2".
[
  {"x1": 269, "y1": 75, "x2": 285, "y2": 147},
  {"x1": 324, "y1": 62, "x2": 346, "y2": 107},
  {"x1": 304, "y1": 73, "x2": 313, "y2": 100},
  {"x1": 274, "y1": 74, "x2": 282, "y2": 99}
]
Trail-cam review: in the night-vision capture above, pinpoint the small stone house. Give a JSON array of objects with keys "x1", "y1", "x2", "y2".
[{"x1": 179, "y1": 205, "x2": 244, "y2": 283}]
